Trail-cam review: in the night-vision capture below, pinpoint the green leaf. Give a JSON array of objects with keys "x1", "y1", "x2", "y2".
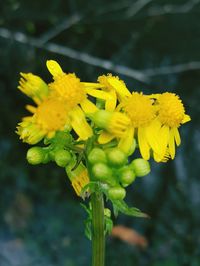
[
  {"x1": 104, "y1": 216, "x2": 113, "y2": 236},
  {"x1": 84, "y1": 218, "x2": 92, "y2": 240},
  {"x1": 80, "y1": 203, "x2": 92, "y2": 240},
  {"x1": 111, "y1": 199, "x2": 149, "y2": 218}
]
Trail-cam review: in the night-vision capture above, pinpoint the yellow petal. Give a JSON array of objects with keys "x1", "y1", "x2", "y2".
[
  {"x1": 182, "y1": 114, "x2": 191, "y2": 124},
  {"x1": 105, "y1": 89, "x2": 117, "y2": 111},
  {"x1": 108, "y1": 77, "x2": 131, "y2": 99},
  {"x1": 173, "y1": 127, "x2": 181, "y2": 146},
  {"x1": 85, "y1": 88, "x2": 113, "y2": 100},
  {"x1": 118, "y1": 127, "x2": 134, "y2": 154},
  {"x1": 169, "y1": 130, "x2": 175, "y2": 159},
  {"x1": 158, "y1": 125, "x2": 169, "y2": 159},
  {"x1": 82, "y1": 82, "x2": 105, "y2": 89},
  {"x1": 80, "y1": 98, "x2": 98, "y2": 114},
  {"x1": 46, "y1": 60, "x2": 63, "y2": 78},
  {"x1": 70, "y1": 106, "x2": 93, "y2": 140},
  {"x1": 98, "y1": 131, "x2": 115, "y2": 144},
  {"x1": 153, "y1": 152, "x2": 162, "y2": 162},
  {"x1": 145, "y1": 119, "x2": 161, "y2": 154},
  {"x1": 26, "y1": 105, "x2": 37, "y2": 114},
  {"x1": 138, "y1": 127, "x2": 150, "y2": 160}
]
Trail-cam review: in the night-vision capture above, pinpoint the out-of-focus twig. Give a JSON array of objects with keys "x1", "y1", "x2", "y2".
[
  {"x1": 126, "y1": 0, "x2": 153, "y2": 17},
  {"x1": 0, "y1": 27, "x2": 149, "y2": 83},
  {"x1": 1, "y1": 28, "x2": 200, "y2": 81},
  {"x1": 146, "y1": 0, "x2": 200, "y2": 17},
  {"x1": 143, "y1": 62, "x2": 200, "y2": 77},
  {"x1": 38, "y1": 13, "x2": 83, "y2": 45}
]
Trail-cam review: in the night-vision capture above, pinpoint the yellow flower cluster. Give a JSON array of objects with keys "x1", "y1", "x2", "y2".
[
  {"x1": 87, "y1": 74, "x2": 190, "y2": 162},
  {"x1": 16, "y1": 60, "x2": 190, "y2": 195}
]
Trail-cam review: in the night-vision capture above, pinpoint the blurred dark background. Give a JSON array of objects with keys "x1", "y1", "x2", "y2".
[{"x1": 0, "y1": 0, "x2": 200, "y2": 265}]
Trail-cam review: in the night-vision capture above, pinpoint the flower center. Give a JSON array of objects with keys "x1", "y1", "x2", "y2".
[
  {"x1": 49, "y1": 73, "x2": 86, "y2": 109},
  {"x1": 157, "y1": 93, "x2": 185, "y2": 127},
  {"x1": 34, "y1": 98, "x2": 69, "y2": 131},
  {"x1": 124, "y1": 92, "x2": 155, "y2": 127}
]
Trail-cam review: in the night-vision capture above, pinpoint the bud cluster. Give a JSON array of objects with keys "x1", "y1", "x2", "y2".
[
  {"x1": 26, "y1": 131, "x2": 73, "y2": 168},
  {"x1": 87, "y1": 146, "x2": 150, "y2": 200}
]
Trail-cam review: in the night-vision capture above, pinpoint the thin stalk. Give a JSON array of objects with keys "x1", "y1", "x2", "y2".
[{"x1": 91, "y1": 192, "x2": 105, "y2": 266}]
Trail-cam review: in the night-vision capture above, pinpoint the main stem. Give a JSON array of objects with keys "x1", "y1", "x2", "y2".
[{"x1": 91, "y1": 192, "x2": 105, "y2": 266}]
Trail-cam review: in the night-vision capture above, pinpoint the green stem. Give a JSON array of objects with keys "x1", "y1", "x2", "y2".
[{"x1": 91, "y1": 192, "x2": 105, "y2": 266}]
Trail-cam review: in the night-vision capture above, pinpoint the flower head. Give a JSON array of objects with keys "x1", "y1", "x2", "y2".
[
  {"x1": 156, "y1": 92, "x2": 188, "y2": 127},
  {"x1": 123, "y1": 92, "x2": 155, "y2": 127},
  {"x1": 149, "y1": 92, "x2": 191, "y2": 161},
  {"x1": 47, "y1": 60, "x2": 86, "y2": 109},
  {"x1": 16, "y1": 96, "x2": 71, "y2": 144},
  {"x1": 116, "y1": 92, "x2": 156, "y2": 159},
  {"x1": 18, "y1": 73, "x2": 49, "y2": 103}
]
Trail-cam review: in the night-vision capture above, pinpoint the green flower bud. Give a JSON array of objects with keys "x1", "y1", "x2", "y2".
[
  {"x1": 26, "y1": 147, "x2": 45, "y2": 165},
  {"x1": 107, "y1": 148, "x2": 127, "y2": 167},
  {"x1": 104, "y1": 208, "x2": 111, "y2": 218},
  {"x1": 120, "y1": 168, "x2": 136, "y2": 187},
  {"x1": 108, "y1": 186, "x2": 126, "y2": 200},
  {"x1": 127, "y1": 138, "x2": 136, "y2": 156},
  {"x1": 92, "y1": 163, "x2": 112, "y2": 181},
  {"x1": 89, "y1": 110, "x2": 112, "y2": 128},
  {"x1": 131, "y1": 158, "x2": 150, "y2": 177},
  {"x1": 88, "y1": 148, "x2": 107, "y2": 165},
  {"x1": 54, "y1": 149, "x2": 72, "y2": 167}
]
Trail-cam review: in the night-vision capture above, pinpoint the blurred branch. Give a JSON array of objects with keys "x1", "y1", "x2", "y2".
[
  {"x1": 96, "y1": 1, "x2": 132, "y2": 15},
  {"x1": 146, "y1": 0, "x2": 200, "y2": 17},
  {"x1": 1, "y1": 28, "x2": 199, "y2": 81},
  {"x1": 38, "y1": 13, "x2": 83, "y2": 45},
  {"x1": 0, "y1": 27, "x2": 148, "y2": 83},
  {"x1": 144, "y1": 62, "x2": 200, "y2": 76},
  {"x1": 126, "y1": 0, "x2": 153, "y2": 17}
]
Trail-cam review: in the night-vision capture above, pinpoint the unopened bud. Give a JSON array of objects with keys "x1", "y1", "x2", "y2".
[
  {"x1": 104, "y1": 208, "x2": 111, "y2": 218},
  {"x1": 107, "y1": 148, "x2": 127, "y2": 167},
  {"x1": 88, "y1": 148, "x2": 107, "y2": 165},
  {"x1": 120, "y1": 168, "x2": 136, "y2": 187},
  {"x1": 54, "y1": 149, "x2": 72, "y2": 167},
  {"x1": 127, "y1": 138, "x2": 136, "y2": 156},
  {"x1": 26, "y1": 147, "x2": 45, "y2": 165},
  {"x1": 92, "y1": 163, "x2": 112, "y2": 181},
  {"x1": 89, "y1": 110, "x2": 112, "y2": 128},
  {"x1": 131, "y1": 158, "x2": 150, "y2": 177},
  {"x1": 108, "y1": 186, "x2": 126, "y2": 200}
]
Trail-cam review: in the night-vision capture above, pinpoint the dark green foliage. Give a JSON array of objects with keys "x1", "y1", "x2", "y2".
[{"x1": 0, "y1": 0, "x2": 200, "y2": 265}]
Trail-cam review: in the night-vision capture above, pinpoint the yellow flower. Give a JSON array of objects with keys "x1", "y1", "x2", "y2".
[
  {"x1": 46, "y1": 60, "x2": 113, "y2": 139},
  {"x1": 17, "y1": 95, "x2": 71, "y2": 144},
  {"x1": 17, "y1": 60, "x2": 113, "y2": 144},
  {"x1": 66, "y1": 162, "x2": 90, "y2": 196},
  {"x1": 149, "y1": 92, "x2": 191, "y2": 161},
  {"x1": 88, "y1": 75, "x2": 157, "y2": 158},
  {"x1": 118, "y1": 92, "x2": 156, "y2": 158},
  {"x1": 18, "y1": 73, "x2": 49, "y2": 104},
  {"x1": 97, "y1": 74, "x2": 131, "y2": 111},
  {"x1": 82, "y1": 74, "x2": 130, "y2": 111}
]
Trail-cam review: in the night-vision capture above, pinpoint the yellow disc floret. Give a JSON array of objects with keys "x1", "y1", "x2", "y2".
[
  {"x1": 49, "y1": 73, "x2": 86, "y2": 109},
  {"x1": 47, "y1": 60, "x2": 86, "y2": 109},
  {"x1": 124, "y1": 92, "x2": 155, "y2": 127},
  {"x1": 157, "y1": 92, "x2": 185, "y2": 128},
  {"x1": 34, "y1": 97, "x2": 69, "y2": 132}
]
